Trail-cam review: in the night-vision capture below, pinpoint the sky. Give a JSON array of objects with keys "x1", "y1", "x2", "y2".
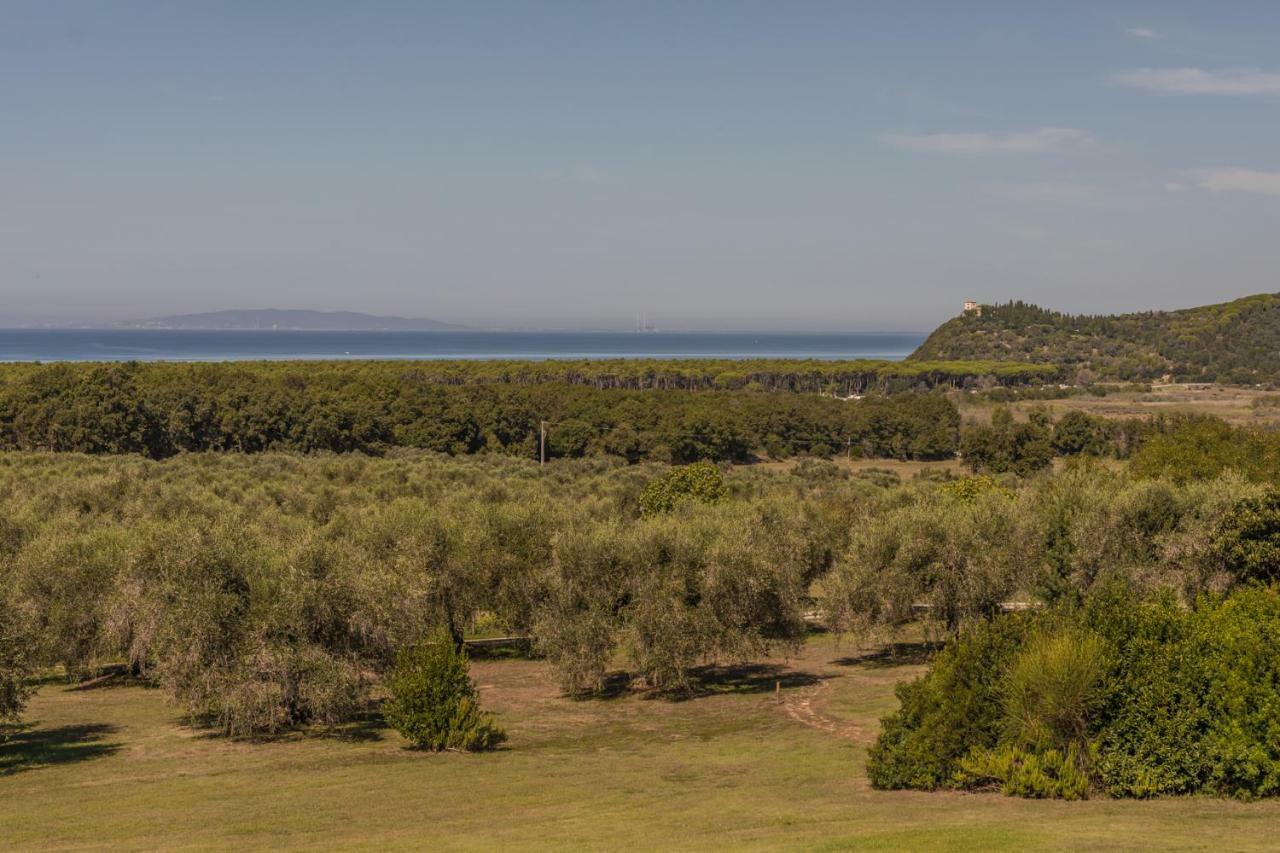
[{"x1": 2, "y1": 2, "x2": 1280, "y2": 331}]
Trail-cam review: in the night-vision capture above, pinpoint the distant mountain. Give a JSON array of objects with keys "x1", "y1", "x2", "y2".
[
  {"x1": 908, "y1": 293, "x2": 1280, "y2": 384},
  {"x1": 124, "y1": 309, "x2": 466, "y2": 332}
]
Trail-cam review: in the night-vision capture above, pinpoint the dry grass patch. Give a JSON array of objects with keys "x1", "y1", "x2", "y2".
[{"x1": 959, "y1": 385, "x2": 1280, "y2": 428}]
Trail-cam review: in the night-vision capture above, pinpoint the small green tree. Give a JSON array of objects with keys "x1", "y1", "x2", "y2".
[
  {"x1": 1000, "y1": 627, "x2": 1108, "y2": 756},
  {"x1": 961, "y1": 407, "x2": 1052, "y2": 477},
  {"x1": 384, "y1": 633, "x2": 506, "y2": 752},
  {"x1": 639, "y1": 461, "x2": 727, "y2": 516},
  {"x1": 1052, "y1": 410, "x2": 1108, "y2": 457}
]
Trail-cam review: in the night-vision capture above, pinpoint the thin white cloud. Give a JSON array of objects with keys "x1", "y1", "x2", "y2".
[
  {"x1": 1127, "y1": 27, "x2": 1164, "y2": 40},
  {"x1": 881, "y1": 127, "x2": 1094, "y2": 155},
  {"x1": 986, "y1": 182, "x2": 1103, "y2": 204},
  {"x1": 1115, "y1": 67, "x2": 1280, "y2": 95},
  {"x1": 1164, "y1": 182, "x2": 1186, "y2": 193},
  {"x1": 1191, "y1": 168, "x2": 1280, "y2": 197}
]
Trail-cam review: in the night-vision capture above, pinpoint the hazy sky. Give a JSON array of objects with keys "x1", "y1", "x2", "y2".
[{"x1": 3, "y1": 2, "x2": 1280, "y2": 331}]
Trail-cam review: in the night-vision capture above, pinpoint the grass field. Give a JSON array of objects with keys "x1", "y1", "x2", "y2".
[
  {"x1": 4, "y1": 636, "x2": 1277, "y2": 852},
  {"x1": 958, "y1": 385, "x2": 1280, "y2": 427}
]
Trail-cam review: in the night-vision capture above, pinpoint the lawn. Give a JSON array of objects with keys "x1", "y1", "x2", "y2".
[{"x1": 3, "y1": 636, "x2": 1276, "y2": 851}]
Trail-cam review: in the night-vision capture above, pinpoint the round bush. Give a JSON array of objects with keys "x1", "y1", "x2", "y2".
[
  {"x1": 384, "y1": 636, "x2": 506, "y2": 752},
  {"x1": 639, "y1": 462, "x2": 727, "y2": 516}
]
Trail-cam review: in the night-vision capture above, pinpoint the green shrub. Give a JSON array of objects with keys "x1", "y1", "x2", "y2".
[
  {"x1": 956, "y1": 743, "x2": 1093, "y2": 800},
  {"x1": 639, "y1": 462, "x2": 727, "y2": 516},
  {"x1": 1091, "y1": 584, "x2": 1280, "y2": 798},
  {"x1": 871, "y1": 583, "x2": 1280, "y2": 800},
  {"x1": 13, "y1": 526, "x2": 127, "y2": 677},
  {"x1": 1001, "y1": 627, "x2": 1108, "y2": 754},
  {"x1": 1212, "y1": 490, "x2": 1280, "y2": 583},
  {"x1": 384, "y1": 634, "x2": 506, "y2": 752},
  {"x1": 866, "y1": 614, "x2": 1039, "y2": 789},
  {"x1": 1129, "y1": 416, "x2": 1280, "y2": 483},
  {"x1": 940, "y1": 475, "x2": 1011, "y2": 504},
  {"x1": 868, "y1": 615, "x2": 1108, "y2": 798},
  {"x1": 1051, "y1": 410, "x2": 1110, "y2": 457}
]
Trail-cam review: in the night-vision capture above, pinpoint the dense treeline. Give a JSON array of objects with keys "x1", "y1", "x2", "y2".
[
  {"x1": 0, "y1": 354, "x2": 1250, "y2": 472},
  {"x1": 0, "y1": 362, "x2": 960, "y2": 461},
  {"x1": 0, "y1": 357, "x2": 1054, "y2": 396},
  {"x1": 910, "y1": 292, "x2": 1280, "y2": 384}
]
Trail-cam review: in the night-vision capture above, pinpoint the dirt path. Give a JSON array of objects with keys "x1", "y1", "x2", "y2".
[{"x1": 780, "y1": 677, "x2": 871, "y2": 743}]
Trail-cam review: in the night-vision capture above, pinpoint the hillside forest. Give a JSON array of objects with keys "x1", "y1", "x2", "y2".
[{"x1": 910, "y1": 292, "x2": 1280, "y2": 385}]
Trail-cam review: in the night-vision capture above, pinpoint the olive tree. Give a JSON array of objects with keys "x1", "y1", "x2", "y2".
[
  {"x1": 824, "y1": 485, "x2": 1039, "y2": 635},
  {"x1": 0, "y1": 597, "x2": 33, "y2": 726}
]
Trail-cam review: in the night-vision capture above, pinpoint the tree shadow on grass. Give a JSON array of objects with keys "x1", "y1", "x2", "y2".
[
  {"x1": 29, "y1": 672, "x2": 66, "y2": 688},
  {"x1": 187, "y1": 701, "x2": 387, "y2": 744},
  {"x1": 312, "y1": 707, "x2": 387, "y2": 744},
  {"x1": 830, "y1": 641, "x2": 941, "y2": 669},
  {"x1": 562, "y1": 664, "x2": 829, "y2": 703},
  {"x1": 662, "y1": 662, "x2": 828, "y2": 702},
  {"x1": 68, "y1": 673, "x2": 153, "y2": 693},
  {"x1": 465, "y1": 640, "x2": 534, "y2": 661},
  {"x1": 564, "y1": 670, "x2": 632, "y2": 702},
  {"x1": 0, "y1": 723, "x2": 122, "y2": 776}
]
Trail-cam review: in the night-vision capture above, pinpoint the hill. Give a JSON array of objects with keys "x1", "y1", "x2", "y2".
[
  {"x1": 124, "y1": 309, "x2": 465, "y2": 331},
  {"x1": 908, "y1": 293, "x2": 1280, "y2": 384}
]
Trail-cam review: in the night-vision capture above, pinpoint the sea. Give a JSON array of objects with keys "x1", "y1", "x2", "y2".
[{"x1": 0, "y1": 330, "x2": 924, "y2": 362}]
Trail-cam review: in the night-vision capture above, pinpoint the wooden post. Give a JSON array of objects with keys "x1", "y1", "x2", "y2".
[{"x1": 540, "y1": 420, "x2": 546, "y2": 467}]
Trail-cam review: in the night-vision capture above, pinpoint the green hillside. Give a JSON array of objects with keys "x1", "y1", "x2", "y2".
[{"x1": 909, "y1": 293, "x2": 1280, "y2": 384}]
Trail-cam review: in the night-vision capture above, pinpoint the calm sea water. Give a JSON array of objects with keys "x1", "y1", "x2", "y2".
[{"x1": 0, "y1": 330, "x2": 923, "y2": 362}]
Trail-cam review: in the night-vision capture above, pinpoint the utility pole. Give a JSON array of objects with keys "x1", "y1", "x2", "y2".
[{"x1": 540, "y1": 420, "x2": 547, "y2": 467}]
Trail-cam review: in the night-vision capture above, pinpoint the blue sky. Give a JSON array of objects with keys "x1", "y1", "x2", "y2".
[{"x1": 3, "y1": 2, "x2": 1280, "y2": 330}]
